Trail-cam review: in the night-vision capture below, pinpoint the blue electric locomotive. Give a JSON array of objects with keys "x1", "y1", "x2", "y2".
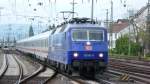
[{"x1": 48, "y1": 18, "x2": 108, "y2": 76}]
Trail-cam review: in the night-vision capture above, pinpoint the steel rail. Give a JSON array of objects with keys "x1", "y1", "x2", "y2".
[
  {"x1": 42, "y1": 70, "x2": 58, "y2": 84},
  {"x1": 19, "y1": 64, "x2": 44, "y2": 84},
  {"x1": 13, "y1": 55, "x2": 23, "y2": 84},
  {"x1": 0, "y1": 54, "x2": 8, "y2": 79}
]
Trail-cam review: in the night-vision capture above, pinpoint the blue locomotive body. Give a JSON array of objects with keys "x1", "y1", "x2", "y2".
[{"x1": 47, "y1": 23, "x2": 108, "y2": 75}]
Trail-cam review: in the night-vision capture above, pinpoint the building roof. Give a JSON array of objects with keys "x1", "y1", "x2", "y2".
[
  {"x1": 108, "y1": 4, "x2": 149, "y2": 33},
  {"x1": 108, "y1": 19, "x2": 129, "y2": 33}
]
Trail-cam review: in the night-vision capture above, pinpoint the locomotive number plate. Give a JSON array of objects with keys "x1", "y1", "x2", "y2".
[{"x1": 85, "y1": 45, "x2": 92, "y2": 50}]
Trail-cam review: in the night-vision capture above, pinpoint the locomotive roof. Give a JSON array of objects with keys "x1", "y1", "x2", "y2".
[
  {"x1": 53, "y1": 18, "x2": 106, "y2": 33},
  {"x1": 52, "y1": 23, "x2": 106, "y2": 35},
  {"x1": 67, "y1": 23, "x2": 104, "y2": 28}
]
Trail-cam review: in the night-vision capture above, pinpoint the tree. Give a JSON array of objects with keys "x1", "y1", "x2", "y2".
[
  {"x1": 29, "y1": 25, "x2": 34, "y2": 37},
  {"x1": 115, "y1": 35, "x2": 129, "y2": 55},
  {"x1": 48, "y1": 25, "x2": 53, "y2": 30},
  {"x1": 13, "y1": 37, "x2": 16, "y2": 47},
  {"x1": 131, "y1": 20, "x2": 150, "y2": 56},
  {"x1": 115, "y1": 35, "x2": 142, "y2": 56}
]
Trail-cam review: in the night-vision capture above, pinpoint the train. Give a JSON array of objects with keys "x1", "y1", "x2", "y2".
[{"x1": 16, "y1": 18, "x2": 108, "y2": 77}]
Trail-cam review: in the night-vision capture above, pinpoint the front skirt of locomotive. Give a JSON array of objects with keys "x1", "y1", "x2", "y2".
[{"x1": 68, "y1": 51, "x2": 108, "y2": 73}]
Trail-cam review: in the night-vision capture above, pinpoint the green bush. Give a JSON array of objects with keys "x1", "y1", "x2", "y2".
[
  {"x1": 115, "y1": 36, "x2": 142, "y2": 56},
  {"x1": 146, "y1": 53, "x2": 150, "y2": 57}
]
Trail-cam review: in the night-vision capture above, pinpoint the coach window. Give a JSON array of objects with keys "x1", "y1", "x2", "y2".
[
  {"x1": 23, "y1": 42, "x2": 28, "y2": 47},
  {"x1": 45, "y1": 39, "x2": 47, "y2": 48},
  {"x1": 39, "y1": 40, "x2": 40, "y2": 47},
  {"x1": 40, "y1": 40, "x2": 42, "y2": 47},
  {"x1": 44, "y1": 40, "x2": 45, "y2": 48},
  {"x1": 47, "y1": 39, "x2": 48, "y2": 47},
  {"x1": 46, "y1": 39, "x2": 48, "y2": 47},
  {"x1": 36, "y1": 40, "x2": 38, "y2": 47},
  {"x1": 39, "y1": 40, "x2": 41, "y2": 47},
  {"x1": 46, "y1": 39, "x2": 50, "y2": 47},
  {"x1": 44, "y1": 39, "x2": 46, "y2": 48},
  {"x1": 36, "y1": 41, "x2": 38, "y2": 47},
  {"x1": 41, "y1": 40, "x2": 43, "y2": 47},
  {"x1": 26, "y1": 42, "x2": 27, "y2": 46},
  {"x1": 45, "y1": 39, "x2": 46, "y2": 48},
  {"x1": 43, "y1": 40, "x2": 45, "y2": 48},
  {"x1": 42, "y1": 40, "x2": 44, "y2": 47},
  {"x1": 38, "y1": 40, "x2": 39, "y2": 47},
  {"x1": 34, "y1": 41, "x2": 36, "y2": 47},
  {"x1": 35, "y1": 41, "x2": 37, "y2": 47},
  {"x1": 38, "y1": 40, "x2": 40, "y2": 47}
]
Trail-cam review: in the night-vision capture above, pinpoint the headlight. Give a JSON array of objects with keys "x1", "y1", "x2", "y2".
[
  {"x1": 73, "y1": 52, "x2": 78, "y2": 58},
  {"x1": 86, "y1": 41, "x2": 91, "y2": 45},
  {"x1": 99, "y1": 53, "x2": 103, "y2": 58}
]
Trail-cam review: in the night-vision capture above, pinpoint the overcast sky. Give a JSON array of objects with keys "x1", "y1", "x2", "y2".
[{"x1": 0, "y1": 0, "x2": 148, "y2": 24}]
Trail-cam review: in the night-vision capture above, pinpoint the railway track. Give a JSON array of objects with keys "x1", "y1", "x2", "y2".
[
  {"x1": 110, "y1": 62, "x2": 150, "y2": 74},
  {"x1": 110, "y1": 58, "x2": 150, "y2": 67},
  {"x1": 110, "y1": 58, "x2": 150, "y2": 74},
  {"x1": 95, "y1": 75, "x2": 116, "y2": 84},
  {"x1": 19, "y1": 64, "x2": 44, "y2": 84},
  {"x1": 109, "y1": 67, "x2": 150, "y2": 83},
  {"x1": 0, "y1": 51, "x2": 24, "y2": 84},
  {"x1": 42, "y1": 70, "x2": 58, "y2": 84},
  {"x1": 13, "y1": 55, "x2": 23, "y2": 84},
  {"x1": 0, "y1": 50, "x2": 56, "y2": 84},
  {"x1": 0, "y1": 54, "x2": 8, "y2": 79},
  {"x1": 14, "y1": 52, "x2": 57, "y2": 84},
  {"x1": 109, "y1": 58, "x2": 150, "y2": 83}
]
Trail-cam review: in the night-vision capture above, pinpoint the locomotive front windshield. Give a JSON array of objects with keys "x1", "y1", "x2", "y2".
[{"x1": 72, "y1": 29, "x2": 104, "y2": 41}]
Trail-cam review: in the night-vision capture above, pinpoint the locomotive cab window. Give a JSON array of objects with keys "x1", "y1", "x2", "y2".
[
  {"x1": 89, "y1": 30, "x2": 103, "y2": 41},
  {"x1": 72, "y1": 29, "x2": 104, "y2": 41},
  {"x1": 72, "y1": 30, "x2": 87, "y2": 41}
]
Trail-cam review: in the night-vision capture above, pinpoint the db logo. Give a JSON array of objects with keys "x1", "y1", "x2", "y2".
[{"x1": 85, "y1": 46, "x2": 92, "y2": 50}]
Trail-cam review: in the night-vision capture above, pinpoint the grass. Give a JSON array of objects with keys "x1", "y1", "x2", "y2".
[
  {"x1": 110, "y1": 53, "x2": 150, "y2": 61},
  {"x1": 143, "y1": 56, "x2": 150, "y2": 61},
  {"x1": 109, "y1": 54, "x2": 140, "y2": 60}
]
